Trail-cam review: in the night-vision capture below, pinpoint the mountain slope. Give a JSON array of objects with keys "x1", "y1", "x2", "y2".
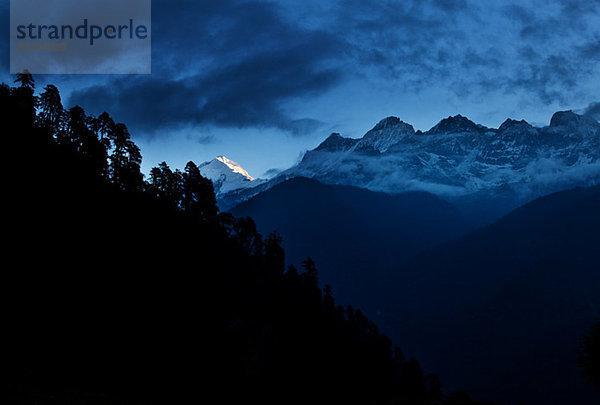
[
  {"x1": 379, "y1": 185, "x2": 600, "y2": 405},
  {"x1": 232, "y1": 177, "x2": 473, "y2": 309}
]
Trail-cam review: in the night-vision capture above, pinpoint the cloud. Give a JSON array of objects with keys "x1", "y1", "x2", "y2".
[
  {"x1": 68, "y1": 0, "x2": 343, "y2": 137},
  {"x1": 71, "y1": 43, "x2": 341, "y2": 136},
  {"x1": 324, "y1": 0, "x2": 600, "y2": 107},
  {"x1": 579, "y1": 39, "x2": 600, "y2": 59},
  {"x1": 279, "y1": 119, "x2": 327, "y2": 136},
  {"x1": 263, "y1": 168, "x2": 283, "y2": 178},
  {"x1": 193, "y1": 134, "x2": 216, "y2": 145},
  {"x1": 502, "y1": 4, "x2": 535, "y2": 24},
  {"x1": 584, "y1": 102, "x2": 600, "y2": 121},
  {"x1": 502, "y1": 55, "x2": 580, "y2": 105}
]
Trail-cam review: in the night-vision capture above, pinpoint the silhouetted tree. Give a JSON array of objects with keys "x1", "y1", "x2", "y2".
[
  {"x1": 301, "y1": 256, "x2": 319, "y2": 287},
  {"x1": 286, "y1": 264, "x2": 299, "y2": 279},
  {"x1": 109, "y1": 123, "x2": 130, "y2": 177},
  {"x1": 65, "y1": 106, "x2": 89, "y2": 145},
  {"x1": 264, "y1": 231, "x2": 284, "y2": 272},
  {"x1": 580, "y1": 320, "x2": 600, "y2": 390},
  {"x1": 15, "y1": 70, "x2": 34, "y2": 89},
  {"x1": 64, "y1": 106, "x2": 108, "y2": 176},
  {"x1": 37, "y1": 84, "x2": 64, "y2": 134},
  {"x1": 427, "y1": 373, "x2": 443, "y2": 401},
  {"x1": 11, "y1": 75, "x2": 36, "y2": 127},
  {"x1": 231, "y1": 216, "x2": 262, "y2": 254},
  {"x1": 182, "y1": 161, "x2": 217, "y2": 222},
  {"x1": 392, "y1": 350, "x2": 427, "y2": 400},
  {"x1": 93, "y1": 112, "x2": 115, "y2": 149},
  {"x1": 323, "y1": 285, "x2": 335, "y2": 316},
  {"x1": 149, "y1": 162, "x2": 183, "y2": 203},
  {"x1": 107, "y1": 123, "x2": 143, "y2": 191}
]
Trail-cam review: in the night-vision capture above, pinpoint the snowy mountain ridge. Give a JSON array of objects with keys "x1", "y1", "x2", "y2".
[
  {"x1": 216, "y1": 110, "x2": 600, "y2": 215},
  {"x1": 279, "y1": 110, "x2": 600, "y2": 198}
]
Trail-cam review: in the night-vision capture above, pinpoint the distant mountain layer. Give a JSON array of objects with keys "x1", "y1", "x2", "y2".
[
  {"x1": 379, "y1": 185, "x2": 600, "y2": 405},
  {"x1": 283, "y1": 111, "x2": 600, "y2": 199},
  {"x1": 232, "y1": 177, "x2": 473, "y2": 308}
]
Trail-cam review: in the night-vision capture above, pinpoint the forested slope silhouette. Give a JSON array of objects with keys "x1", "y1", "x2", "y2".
[{"x1": 4, "y1": 77, "x2": 463, "y2": 405}]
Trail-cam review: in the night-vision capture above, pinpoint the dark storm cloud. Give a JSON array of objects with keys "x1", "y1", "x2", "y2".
[
  {"x1": 64, "y1": 0, "x2": 600, "y2": 136},
  {"x1": 70, "y1": 0, "x2": 342, "y2": 137},
  {"x1": 71, "y1": 36, "x2": 340, "y2": 135}
]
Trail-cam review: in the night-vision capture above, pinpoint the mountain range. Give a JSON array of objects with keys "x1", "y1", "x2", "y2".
[
  {"x1": 287, "y1": 111, "x2": 600, "y2": 197},
  {"x1": 218, "y1": 110, "x2": 600, "y2": 221}
]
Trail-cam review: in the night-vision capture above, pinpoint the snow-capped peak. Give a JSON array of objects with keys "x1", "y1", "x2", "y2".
[
  {"x1": 215, "y1": 155, "x2": 255, "y2": 181},
  {"x1": 199, "y1": 156, "x2": 264, "y2": 195}
]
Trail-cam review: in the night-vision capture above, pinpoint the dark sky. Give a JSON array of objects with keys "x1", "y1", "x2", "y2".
[{"x1": 2, "y1": 0, "x2": 600, "y2": 176}]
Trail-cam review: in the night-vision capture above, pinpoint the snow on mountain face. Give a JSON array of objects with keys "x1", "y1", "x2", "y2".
[
  {"x1": 354, "y1": 117, "x2": 415, "y2": 154},
  {"x1": 280, "y1": 111, "x2": 600, "y2": 200},
  {"x1": 199, "y1": 156, "x2": 265, "y2": 195}
]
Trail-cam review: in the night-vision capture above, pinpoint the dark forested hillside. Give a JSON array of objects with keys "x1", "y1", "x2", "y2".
[
  {"x1": 231, "y1": 177, "x2": 473, "y2": 310},
  {"x1": 3, "y1": 78, "x2": 469, "y2": 405},
  {"x1": 379, "y1": 185, "x2": 600, "y2": 405}
]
